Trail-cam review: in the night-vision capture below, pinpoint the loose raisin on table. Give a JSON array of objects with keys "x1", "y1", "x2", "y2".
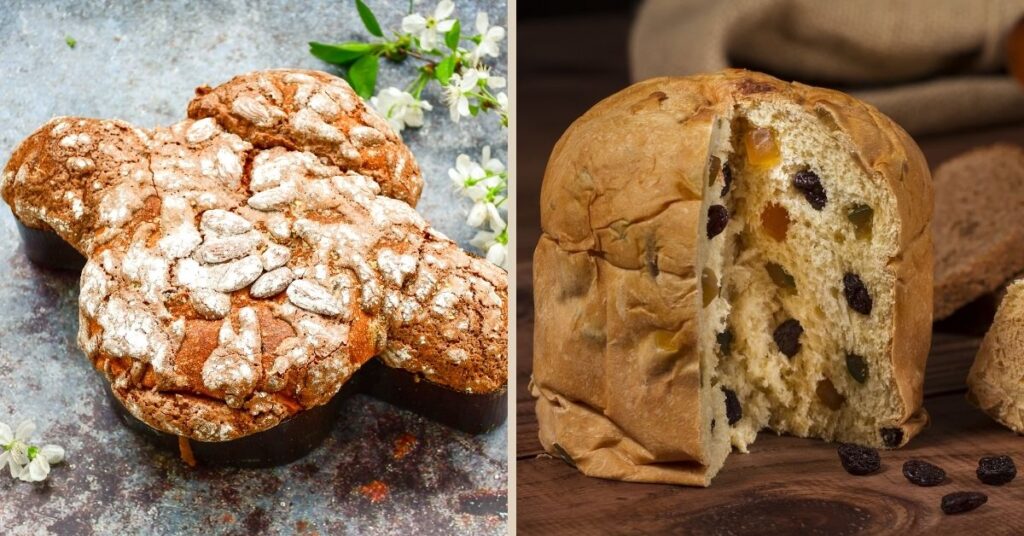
[
  {"x1": 793, "y1": 170, "x2": 827, "y2": 210},
  {"x1": 722, "y1": 387, "x2": 742, "y2": 425},
  {"x1": 701, "y1": 268, "x2": 718, "y2": 308},
  {"x1": 717, "y1": 328, "x2": 733, "y2": 357},
  {"x1": 773, "y1": 318, "x2": 803, "y2": 358},
  {"x1": 881, "y1": 427, "x2": 904, "y2": 447},
  {"x1": 765, "y1": 262, "x2": 796, "y2": 290},
  {"x1": 977, "y1": 455, "x2": 1016, "y2": 485},
  {"x1": 843, "y1": 273, "x2": 873, "y2": 315},
  {"x1": 838, "y1": 443, "x2": 880, "y2": 475},
  {"x1": 816, "y1": 378, "x2": 845, "y2": 410},
  {"x1": 847, "y1": 204, "x2": 874, "y2": 240},
  {"x1": 760, "y1": 202, "x2": 790, "y2": 242},
  {"x1": 903, "y1": 460, "x2": 946, "y2": 486},
  {"x1": 941, "y1": 492, "x2": 987, "y2": 515},
  {"x1": 846, "y1": 353, "x2": 869, "y2": 384},
  {"x1": 707, "y1": 205, "x2": 729, "y2": 239}
]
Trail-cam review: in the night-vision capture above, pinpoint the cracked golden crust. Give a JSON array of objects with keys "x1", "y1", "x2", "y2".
[
  {"x1": 532, "y1": 70, "x2": 932, "y2": 485},
  {"x1": 2, "y1": 70, "x2": 506, "y2": 442}
]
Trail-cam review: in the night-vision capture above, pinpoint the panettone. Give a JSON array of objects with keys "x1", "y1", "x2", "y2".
[{"x1": 531, "y1": 70, "x2": 932, "y2": 486}]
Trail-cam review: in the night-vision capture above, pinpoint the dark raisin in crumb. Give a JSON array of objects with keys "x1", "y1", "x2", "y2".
[
  {"x1": 707, "y1": 205, "x2": 729, "y2": 239},
  {"x1": 843, "y1": 273, "x2": 873, "y2": 315},
  {"x1": 722, "y1": 387, "x2": 742, "y2": 425},
  {"x1": 941, "y1": 492, "x2": 987, "y2": 515},
  {"x1": 903, "y1": 460, "x2": 946, "y2": 486},
  {"x1": 717, "y1": 329, "x2": 733, "y2": 357},
  {"x1": 977, "y1": 455, "x2": 1016, "y2": 485},
  {"x1": 846, "y1": 353, "x2": 868, "y2": 384},
  {"x1": 721, "y1": 164, "x2": 733, "y2": 196},
  {"x1": 710, "y1": 418, "x2": 716, "y2": 432},
  {"x1": 837, "y1": 443, "x2": 880, "y2": 475},
  {"x1": 793, "y1": 170, "x2": 828, "y2": 210},
  {"x1": 881, "y1": 427, "x2": 904, "y2": 447},
  {"x1": 773, "y1": 319, "x2": 803, "y2": 358}
]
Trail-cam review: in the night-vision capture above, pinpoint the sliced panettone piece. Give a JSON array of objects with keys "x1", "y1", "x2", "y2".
[
  {"x1": 532, "y1": 70, "x2": 932, "y2": 486},
  {"x1": 933, "y1": 144, "x2": 1024, "y2": 320},
  {"x1": 967, "y1": 280, "x2": 1024, "y2": 432}
]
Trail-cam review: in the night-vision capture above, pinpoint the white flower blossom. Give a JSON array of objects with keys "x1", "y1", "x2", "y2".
[
  {"x1": 443, "y1": 69, "x2": 481, "y2": 122},
  {"x1": 448, "y1": 147, "x2": 508, "y2": 268},
  {"x1": 496, "y1": 92, "x2": 508, "y2": 114},
  {"x1": 0, "y1": 420, "x2": 65, "y2": 482},
  {"x1": 475, "y1": 66, "x2": 506, "y2": 90},
  {"x1": 370, "y1": 87, "x2": 433, "y2": 133},
  {"x1": 470, "y1": 11, "x2": 506, "y2": 64},
  {"x1": 401, "y1": 0, "x2": 457, "y2": 52},
  {"x1": 470, "y1": 230, "x2": 508, "y2": 268}
]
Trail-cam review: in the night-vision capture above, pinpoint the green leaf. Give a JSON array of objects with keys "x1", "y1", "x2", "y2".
[
  {"x1": 309, "y1": 41, "x2": 374, "y2": 65},
  {"x1": 435, "y1": 55, "x2": 456, "y2": 85},
  {"x1": 347, "y1": 53, "x2": 379, "y2": 99},
  {"x1": 355, "y1": 0, "x2": 384, "y2": 37},
  {"x1": 445, "y1": 20, "x2": 461, "y2": 50},
  {"x1": 65, "y1": 36, "x2": 76, "y2": 49}
]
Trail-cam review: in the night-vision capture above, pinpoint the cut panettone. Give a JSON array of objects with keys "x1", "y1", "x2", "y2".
[
  {"x1": 967, "y1": 280, "x2": 1024, "y2": 433},
  {"x1": 933, "y1": 144, "x2": 1024, "y2": 320},
  {"x1": 531, "y1": 70, "x2": 932, "y2": 486}
]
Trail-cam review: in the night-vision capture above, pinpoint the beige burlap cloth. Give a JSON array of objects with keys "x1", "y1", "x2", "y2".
[{"x1": 631, "y1": 0, "x2": 1024, "y2": 135}]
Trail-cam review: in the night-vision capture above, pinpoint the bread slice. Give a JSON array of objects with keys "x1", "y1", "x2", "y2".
[
  {"x1": 967, "y1": 280, "x2": 1024, "y2": 432},
  {"x1": 933, "y1": 144, "x2": 1024, "y2": 320},
  {"x1": 532, "y1": 70, "x2": 932, "y2": 486}
]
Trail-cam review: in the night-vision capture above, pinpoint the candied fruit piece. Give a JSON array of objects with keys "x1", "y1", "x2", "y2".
[
  {"x1": 977, "y1": 455, "x2": 1016, "y2": 485},
  {"x1": 837, "y1": 443, "x2": 880, "y2": 475},
  {"x1": 843, "y1": 273, "x2": 873, "y2": 315},
  {"x1": 701, "y1": 268, "x2": 718, "y2": 308},
  {"x1": 765, "y1": 262, "x2": 796, "y2": 291},
  {"x1": 760, "y1": 202, "x2": 790, "y2": 242},
  {"x1": 717, "y1": 328, "x2": 733, "y2": 357},
  {"x1": 654, "y1": 330, "x2": 677, "y2": 352},
  {"x1": 743, "y1": 127, "x2": 780, "y2": 168},
  {"x1": 707, "y1": 205, "x2": 729, "y2": 239},
  {"x1": 847, "y1": 204, "x2": 874, "y2": 240},
  {"x1": 707, "y1": 156, "x2": 721, "y2": 186},
  {"x1": 722, "y1": 387, "x2": 742, "y2": 425},
  {"x1": 941, "y1": 492, "x2": 987, "y2": 515},
  {"x1": 816, "y1": 378, "x2": 845, "y2": 410},
  {"x1": 903, "y1": 460, "x2": 946, "y2": 486},
  {"x1": 793, "y1": 170, "x2": 827, "y2": 210},
  {"x1": 881, "y1": 427, "x2": 903, "y2": 447},
  {"x1": 773, "y1": 318, "x2": 803, "y2": 358},
  {"x1": 846, "y1": 353, "x2": 869, "y2": 383}
]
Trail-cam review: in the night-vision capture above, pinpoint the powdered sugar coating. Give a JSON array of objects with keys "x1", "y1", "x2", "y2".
[{"x1": 1, "y1": 69, "x2": 507, "y2": 442}]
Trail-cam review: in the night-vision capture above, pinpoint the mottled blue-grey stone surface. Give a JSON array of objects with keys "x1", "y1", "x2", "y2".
[{"x1": 0, "y1": 1, "x2": 507, "y2": 534}]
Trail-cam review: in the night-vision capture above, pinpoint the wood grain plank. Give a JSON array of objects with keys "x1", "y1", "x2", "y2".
[{"x1": 518, "y1": 392, "x2": 1024, "y2": 535}]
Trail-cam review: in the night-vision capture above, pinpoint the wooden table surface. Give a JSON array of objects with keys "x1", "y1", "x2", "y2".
[{"x1": 515, "y1": 11, "x2": 1024, "y2": 535}]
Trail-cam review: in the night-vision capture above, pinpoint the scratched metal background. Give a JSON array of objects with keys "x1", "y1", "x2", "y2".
[{"x1": 0, "y1": 1, "x2": 508, "y2": 534}]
